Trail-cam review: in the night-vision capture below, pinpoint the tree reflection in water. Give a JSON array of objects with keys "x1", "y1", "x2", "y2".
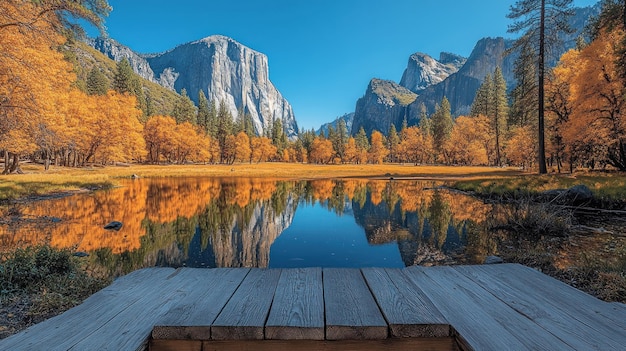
[{"x1": 0, "y1": 178, "x2": 496, "y2": 278}]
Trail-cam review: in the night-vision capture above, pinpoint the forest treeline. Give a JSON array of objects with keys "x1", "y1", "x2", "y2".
[{"x1": 1, "y1": 0, "x2": 625, "y2": 173}]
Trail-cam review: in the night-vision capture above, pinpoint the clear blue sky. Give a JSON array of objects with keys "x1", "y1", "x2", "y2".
[{"x1": 96, "y1": 0, "x2": 599, "y2": 130}]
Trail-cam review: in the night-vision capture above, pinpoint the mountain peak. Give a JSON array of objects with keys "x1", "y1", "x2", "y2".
[
  {"x1": 88, "y1": 34, "x2": 297, "y2": 138},
  {"x1": 399, "y1": 52, "x2": 464, "y2": 93}
]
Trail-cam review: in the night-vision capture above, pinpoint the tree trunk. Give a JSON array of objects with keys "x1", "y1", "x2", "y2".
[
  {"x1": 2, "y1": 150, "x2": 8, "y2": 174},
  {"x1": 538, "y1": 0, "x2": 548, "y2": 174}
]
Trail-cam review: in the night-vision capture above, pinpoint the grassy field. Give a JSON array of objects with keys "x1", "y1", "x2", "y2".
[{"x1": 0, "y1": 163, "x2": 522, "y2": 200}]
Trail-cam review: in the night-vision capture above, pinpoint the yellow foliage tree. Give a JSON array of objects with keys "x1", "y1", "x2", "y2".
[{"x1": 368, "y1": 131, "x2": 389, "y2": 164}]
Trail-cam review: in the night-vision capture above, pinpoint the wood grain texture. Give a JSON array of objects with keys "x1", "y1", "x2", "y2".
[
  {"x1": 149, "y1": 339, "x2": 202, "y2": 351},
  {"x1": 265, "y1": 267, "x2": 324, "y2": 340},
  {"x1": 362, "y1": 268, "x2": 450, "y2": 338},
  {"x1": 211, "y1": 269, "x2": 282, "y2": 340},
  {"x1": 455, "y1": 264, "x2": 626, "y2": 350},
  {"x1": 69, "y1": 268, "x2": 202, "y2": 351},
  {"x1": 493, "y1": 264, "x2": 626, "y2": 325},
  {"x1": 323, "y1": 268, "x2": 387, "y2": 340},
  {"x1": 0, "y1": 268, "x2": 175, "y2": 351},
  {"x1": 201, "y1": 338, "x2": 459, "y2": 351},
  {"x1": 152, "y1": 268, "x2": 249, "y2": 340},
  {"x1": 405, "y1": 266, "x2": 576, "y2": 351}
]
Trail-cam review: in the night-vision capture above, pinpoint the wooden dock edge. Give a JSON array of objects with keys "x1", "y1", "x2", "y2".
[{"x1": 149, "y1": 337, "x2": 461, "y2": 351}]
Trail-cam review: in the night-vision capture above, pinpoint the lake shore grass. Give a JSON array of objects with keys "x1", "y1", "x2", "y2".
[
  {"x1": 452, "y1": 172, "x2": 626, "y2": 204},
  {"x1": 1, "y1": 162, "x2": 522, "y2": 201}
]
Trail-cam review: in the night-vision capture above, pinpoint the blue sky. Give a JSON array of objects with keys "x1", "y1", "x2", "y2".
[{"x1": 97, "y1": 0, "x2": 599, "y2": 130}]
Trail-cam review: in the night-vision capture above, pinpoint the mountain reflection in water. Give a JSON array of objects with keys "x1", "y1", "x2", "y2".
[{"x1": 0, "y1": 178, "x2": 493, "y2": 277}]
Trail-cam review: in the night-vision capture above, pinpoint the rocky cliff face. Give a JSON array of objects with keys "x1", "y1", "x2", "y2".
[
  {"x1": 399, "y1": 52, "x2": 465, "y2": 93},
  {"x1": 406, "y1": 37, "x2": 515, "y2": 119},
  {"x1": 88, "y1": 37, "x2": 156, "y2": 83},
  {"x1": 89, "y1": 35, "x2": 298, "y2": 138},
  {"x1": 351, "y1": 79, "x2": 417, "y2": 136}
]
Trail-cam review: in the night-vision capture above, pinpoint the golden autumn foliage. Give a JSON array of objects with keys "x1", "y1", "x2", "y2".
[
  {"x1": 506, "y1": 125, "x2": 537, "y2": 170},
  {"x1": 446, "y1": 116, "x2": 491, "y2": 166},
  {"x1": 0, "y1": 1, "x2": 74, "y2": 170},
  {"x1": 368, "y1": 131, "x2": 389, "y2": 164},
  {"x1": 309, "y1": 137, "x2": 334, "y2": 164},
  {"x1": 563, "y1": 30, "x2": 626, "y2": 170}
]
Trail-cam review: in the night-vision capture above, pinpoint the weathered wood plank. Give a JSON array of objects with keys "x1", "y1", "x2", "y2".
[
  {"x1": 323, "y1": 268, "x2": 387, "y2": 340},
  {"x1": 201, "y1": 338, "x2": 459, "y2": 351},
  {"x1": 455, "y1": 264, "x2": 626, "y2": 350},
  {"x1": 362, "y1": 268, "x2": 450, "y2": 338},
  {"x1": 265, "y1": 267, "x2": 324, "y2": 340},
  {"x1": 151, "y1": 268, "x2": 249, "y2": 340},
  {"x1": 69, "y1": 268, "x2": 205, "y2": 351},
  {"x1": 0, "y1": 268, "x2": 175, "y2": 351},
  {"x1": 211, "y1": 269, "x2": 282, "y2": 340},
  {"x1": 491, "y1": 264, "x2": 626, "y2": 326},
  {"x1": 404, "y1": 266, "x2": 576, "y2": 351},
  {"x1": 149, "y1": 339, "x2": 202, "y2": 351}
]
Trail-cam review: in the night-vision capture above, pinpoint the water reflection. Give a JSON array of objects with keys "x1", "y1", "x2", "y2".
[{"x1": 0, "y1": 178, "x2": 494, "y2": 276}]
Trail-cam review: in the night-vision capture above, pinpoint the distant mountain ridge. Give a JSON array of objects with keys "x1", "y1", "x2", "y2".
[
  {"x1": 347, "y1": 3, "x2": 600, "y2": 136},
  {"x1": 316, "y1": 113, "x2": 354, "y2": 136},
  {"x1": 89, "y1": 35, "x2": 298, "y2": 138}
]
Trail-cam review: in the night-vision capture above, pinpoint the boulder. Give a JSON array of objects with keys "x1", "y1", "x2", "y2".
[{"x1": 104, "y1": 221, "x2": 123, "y2": 231}]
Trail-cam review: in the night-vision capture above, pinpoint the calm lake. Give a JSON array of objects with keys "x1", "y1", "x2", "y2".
[{"x1": 1, "y1": 177, "x2": 624, "y2": 278}]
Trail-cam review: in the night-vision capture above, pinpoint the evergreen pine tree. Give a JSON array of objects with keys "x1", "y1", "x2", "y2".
[
  {"x1": 334, "y1": 119, "x2": 348, "y2": 161},
  {"x1": 471, "y1": 74, "x2": 493, "y2": 117},
  {"x1": 387, "y1": 124, "x2": 400, "y2": 163},
  {"x1": 507, "y1": 0, "x2": 575, "y2": 173},
  {"x1": 207, "y1": 99, "x2": 218, "y2": 138},
  {"x1": 113, "y1": 58, "x2": 134, "y2": 94},
  {"x1": 197, "y1": 90, "x2": 210, "y2": 133},
  {"x1": 171, "y1": 88, "x2": 197, "y2": 124},
  {"x1": 355, "y1": 127, "x2": 370, "y2": 150},
  {"x1": 217, "y1": 100, "x2": 233, "y2": 163},
  {"x1": 86, "y1": 67, "x2": 108, "y2": 95},
  {"x1": 418, "y1": 103, "x2": 432, "y2": 135},
  {"x1": 491, "y1": 67, "x2": 509, "y2": 166},
  {"x1": 509, "y1": 41, "x2": 538, "y2": 128},
  {"x1": 431, "y1": 97, "x2": 453, "y2": 163}
]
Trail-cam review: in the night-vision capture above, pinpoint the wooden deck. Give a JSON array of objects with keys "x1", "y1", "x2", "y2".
[{"x1": 1, "y1": 264, "x2": 625, "y2": 351}]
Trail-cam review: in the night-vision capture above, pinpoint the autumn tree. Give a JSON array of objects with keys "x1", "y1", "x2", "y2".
[
  {"x1": 398, "y1": 126, "x2": 431, "y2": 165},
  {"x1": 545, "y1": 49, "x2": 577, "y2": 172},
  {"x1": 566, "y1": 29, "x2": 626, "y2": 170},
  {"x1": 343, "y1": 137, "x2": 358, "y2": 164},
  {"x1": 144, "y1": 115, "x2": 177, "y2": 163},
  {"x1": 507, "y1": 0, "x2": 575, "y2": 173},
  {"x1": 368, "y1": 130, "x2": 389, "y2": 164},
  {"x1": 251, "y1": 137, "x2": 277, "y2": 163},
  {"x1": 309, "y1": 137, "x2": 334, "y2": 164},
  {"x1": 446, "y1": 116, "x2": 490, "y2": 165},
  {"x1": 506, "y1": 125, "x2": 537, "y2": 170},
  {"x1": 234, "y1": 131, "x2": 252, "y2": 163},
  {"x1": 0, "y1": 1, "x2": 78, "y2": 173}
]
